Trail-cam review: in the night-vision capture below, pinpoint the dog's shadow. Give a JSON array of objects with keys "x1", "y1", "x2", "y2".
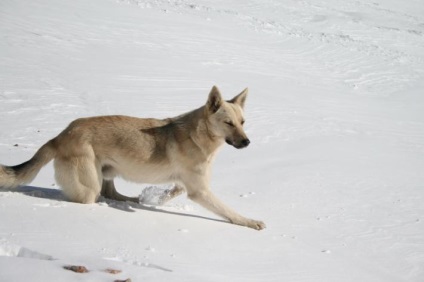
[
  {"x1": 15, "y1": 185, "x2": 64, "y2": 201},
  {"x1": 11, "y1": 185, "x2": 226, "y2": 225}
]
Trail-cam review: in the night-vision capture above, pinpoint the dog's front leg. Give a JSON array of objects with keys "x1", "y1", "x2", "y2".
[{"x1": 185, "y1": 178, "x2": 265, "y2": 230}]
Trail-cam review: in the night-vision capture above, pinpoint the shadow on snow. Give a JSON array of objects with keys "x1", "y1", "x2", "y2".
[{"x1": 6, "y1": 185, "x2": 226, "y2": 225}]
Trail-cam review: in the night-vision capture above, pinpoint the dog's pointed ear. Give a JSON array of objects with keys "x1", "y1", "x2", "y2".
[
  {"x1": 229, "y1": 88, "x2": 248, "y2": 109},
  {"x1": 206, "y1": 85, "x2": 223, "y2": 114}
]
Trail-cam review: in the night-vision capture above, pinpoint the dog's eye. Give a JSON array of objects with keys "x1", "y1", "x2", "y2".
[
  {"x1": 241, "y1": 120, "x2": 245, "y2": 125},
  {"x1": 224, "y1": 121, "x2": 234, "y2": 127}
]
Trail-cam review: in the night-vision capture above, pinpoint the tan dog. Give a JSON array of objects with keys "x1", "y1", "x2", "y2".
[{"x1": 0, "y1": 86, "x2": 265, "y2": 230}]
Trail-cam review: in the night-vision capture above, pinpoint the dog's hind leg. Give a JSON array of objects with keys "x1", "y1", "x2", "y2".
[
  {"x1": 54, "y1": 155, "x2": 102, "y2": 204},
  {"x1": 101, "y1": 179, "x2": 139, "y2": 203},
  {"x1": 100, "y1": 165, "x2": 139, "y2": 203}
]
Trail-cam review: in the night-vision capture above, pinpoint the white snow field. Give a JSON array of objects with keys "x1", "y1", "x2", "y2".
[{"x1": 1, "y1": 0, "x2": 424, "y2": 281}]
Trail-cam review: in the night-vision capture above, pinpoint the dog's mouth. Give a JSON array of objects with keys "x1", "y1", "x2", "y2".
[
  {"x1": 226, "y1": 138, "x2": 250, "y2": 149},
  {"x1": 225, "y1": 138, "x2": 234, "y2": 147}
]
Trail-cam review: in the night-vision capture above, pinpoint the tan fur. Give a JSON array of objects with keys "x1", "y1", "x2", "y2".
[{"x1": 0, "y1": 86, "x2": 265, "y2": 230}]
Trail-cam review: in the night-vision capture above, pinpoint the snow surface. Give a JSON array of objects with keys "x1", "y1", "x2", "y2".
[{"x1": 1, "y1": 0, "x2": 424, "y2": 281}]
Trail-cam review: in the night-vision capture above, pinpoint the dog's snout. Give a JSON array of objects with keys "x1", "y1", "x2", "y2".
[
  {"x1": 241, "y1": 138, "x2": 250, "y2": 147},
  {"x1": 230, "y1": 138, "x2": 250, "y2": 149}
]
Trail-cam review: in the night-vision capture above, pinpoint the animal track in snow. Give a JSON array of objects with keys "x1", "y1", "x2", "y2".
[
  {"x1": 104, "y1": 256, "x2": 172, "y2": 272},
  {"x1": 240, "y1": 192, "x2": 256, "y2": 198}
]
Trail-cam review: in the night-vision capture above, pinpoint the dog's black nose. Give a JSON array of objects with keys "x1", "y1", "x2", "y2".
[{"x1": 241, "y1": 138, "x2": 250, "y2": 147}]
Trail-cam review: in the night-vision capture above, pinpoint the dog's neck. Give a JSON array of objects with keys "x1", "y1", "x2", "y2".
[
  {"x1": 200, "y1": 118, "x2": 225, "y2": 153},
  {"x1": 194, "y1": 109, "x2": 224, "y2": 158},
  {"x1": 173, "y1": 107, "x2": 224, "y2": 159}
]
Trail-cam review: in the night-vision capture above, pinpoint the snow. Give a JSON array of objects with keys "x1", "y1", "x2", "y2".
[{"x1": 1, "y1": 0, "x2": 423, "y2": 281}]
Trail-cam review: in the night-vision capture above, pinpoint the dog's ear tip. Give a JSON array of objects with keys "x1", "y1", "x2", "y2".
[
  {"x1": 229, "y1": 87, "x2": 248, "y2": 108},
  {"x1": 210, "y1": 85, "x2": 221, "y2": 93},
  {"x1": 207, "y1": 85, "x2": 223, "y2": 113},
  {"x1": 208, "y1": 85, "x2": 222, "y2": 97}
]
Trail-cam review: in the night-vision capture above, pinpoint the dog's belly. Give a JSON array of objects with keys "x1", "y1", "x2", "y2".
[{"x1": 107, "y1": 158, "x2": 177, "y2": 185}]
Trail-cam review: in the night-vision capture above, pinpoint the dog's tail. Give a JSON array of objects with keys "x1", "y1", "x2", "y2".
[{"x1": 0, "y1": 139, "x2": 57, "y2": 189}]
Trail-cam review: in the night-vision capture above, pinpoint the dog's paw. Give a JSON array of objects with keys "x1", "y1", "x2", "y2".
[{"x1": 247, "y1": 219, "x2": 266, "y2": 230}]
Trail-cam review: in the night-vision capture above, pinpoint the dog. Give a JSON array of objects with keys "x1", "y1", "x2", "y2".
[{"x1": 0, "y1": 86, "x2": 265, "y2": 230}]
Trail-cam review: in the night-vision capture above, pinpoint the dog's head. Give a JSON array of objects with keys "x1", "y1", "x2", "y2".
[{"x1": 205, "y1": 86, "x2": 250, "y2": 149}]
